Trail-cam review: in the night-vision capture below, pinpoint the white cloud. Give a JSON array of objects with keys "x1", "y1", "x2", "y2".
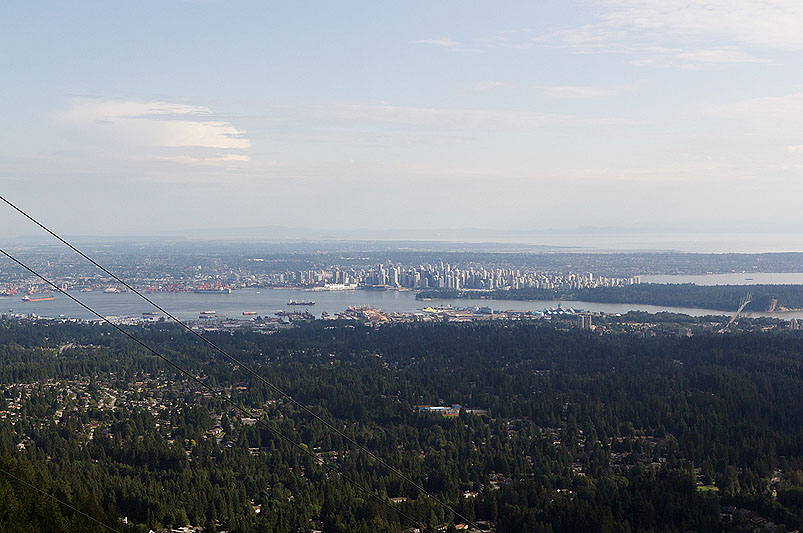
[
  {"x1": 56, "y1": 99, "x2": 251, "y2": 163},
  {"x1": 60, "y1": 100, "x2": 212, "y2": 120},
  {"x1": 536, "y1": 0, "x2": 803, "y2": 67},
  {"x1": 707, "y1": 92, "x2": 803, "y2": 120},
  {"x1": 321, "y1": 103, "x2": 635, "y2": 131},
  {"x1": 161, "y1": 154, "x2": 252, "y2": 165},
  {"x1": 533, "y1": 85, "x2": 614, "y2": 99},
  {"x1": 411, "y1": 38, "x2": 463, "y2": 48},
  {"x1": 597, "y1": 0, "x2": 803, "y2": 51},
  {"x1": 674, "y1": 47, "x2": 766, "y2": 66}
]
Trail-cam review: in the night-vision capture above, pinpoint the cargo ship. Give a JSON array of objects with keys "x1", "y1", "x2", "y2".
[
  {"x1": 200, "y1": 310, "x2": 216, "y2": 315},
  {"x1": 287, "y1": 299, "x2": 315, "y2": 306},
  {"x1": 194, "y1": 287, "x2": 232, "y2": 294},
  {"x1": 243, "y1": 311, "x2": 257, "y2": 315},
  {"x1": 22, "y1": 295, "x2": 55, "y2": 302}
]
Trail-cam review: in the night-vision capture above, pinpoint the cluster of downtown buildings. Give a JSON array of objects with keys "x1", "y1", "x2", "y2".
[
  {"x1": 262, "y1": 263, "x2": 642, "y2": 292},
  {"x1": 2, "y1": 252, "x2": 640, "y2": 295}
]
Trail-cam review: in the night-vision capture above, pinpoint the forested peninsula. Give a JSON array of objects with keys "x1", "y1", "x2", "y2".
[{"x1": 417, "y1": 283, "x2": 803, "y2": 312}]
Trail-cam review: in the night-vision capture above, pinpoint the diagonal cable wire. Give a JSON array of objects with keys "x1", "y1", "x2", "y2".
[
  {"x1": 0, "y1": 464, "x2": 123, "y2": 532},
  {"x1": 0, "y1": 247, "x2": 431, "y2": 533},
  {"x1": 0, "y1": 194, "x2": 479, "y2": 530}
]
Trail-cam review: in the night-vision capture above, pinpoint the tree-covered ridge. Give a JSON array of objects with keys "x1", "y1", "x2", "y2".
[
  {"x1": 0, "y1": 320, "x2": 802, "y2": 531},
  {"x1": 418, "y1": 283, "x2": 803, "y2": 311}
]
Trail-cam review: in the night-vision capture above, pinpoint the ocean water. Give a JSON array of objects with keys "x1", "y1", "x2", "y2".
[{"x1": 6, "y1": 286, "x2": 803, "y2": 322}]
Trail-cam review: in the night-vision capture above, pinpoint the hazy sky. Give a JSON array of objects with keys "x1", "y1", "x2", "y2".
[{"x1": 3, "y1": 1, "x2": 803, "y2": 241}]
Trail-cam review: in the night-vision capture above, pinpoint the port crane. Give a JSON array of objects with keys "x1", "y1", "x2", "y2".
[{"x1": 719, "y1": 292, "x2": 752, "y2": 333}]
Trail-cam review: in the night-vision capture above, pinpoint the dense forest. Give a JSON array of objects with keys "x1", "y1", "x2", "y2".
[
  {"x1": 0, "y1": 319, "x2": 803, "y2": 531},
  {"x1": 418, "y1": 283, "x2": 803, "y2": 312}
]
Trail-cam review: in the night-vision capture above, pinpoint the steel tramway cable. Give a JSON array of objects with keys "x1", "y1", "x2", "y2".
[
  {"x1": 0, "y1": 247, "x2": 433, "y2": 533},
  {"x1": 0, "y1": 464, "x2": 124, "y2": 532},
  {"x1": 0, "y1": 194, "x2": 483, "y2": 531}
]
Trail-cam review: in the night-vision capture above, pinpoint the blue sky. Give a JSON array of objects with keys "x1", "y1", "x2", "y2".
[{"x1": 3, "y1": 1, "x2": 803, "y2": 243}]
